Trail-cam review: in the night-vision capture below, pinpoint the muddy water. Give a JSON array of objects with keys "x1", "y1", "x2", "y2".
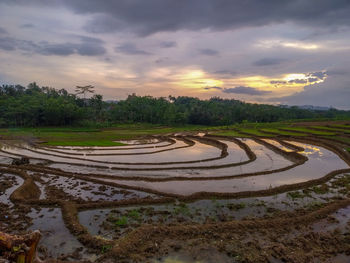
[
  {"x1": 38, "y1": 139, "x2": 180, "y2": 155},
  {"x1": 28, "y1": 208, "x2": 95, "y2": 260},
  {"x1": 51, "y1": 138, "x2": 167, "y2": 150},
  {"x1": 116, "y1": 138, "x2": 161, "y2": 145},
  {"x1": 153, "y1": 250, "x2": 234, "y2": 263},
  {"x1": 39, "y1": 173, "x2": 155, "y2": 201},
  {"x1": 97, "y1": 142, "x2": 349, "y2": 195},
  {"x1": 0, "y1": 155, "x2": 15, "y2": 164},
  {"x1": 0, "y1": 139, "x2": 221, "y2": 165},
  {"x1": 79, "y1": 209, "x2": 121, "y2": 240},
  {"x1": 48, "y1": 139, "x2": 290, "y2": 177},
  {"x1": 78, "y1": 182, "x2": 346, "y2": 237},
  {"x1": 0, "y1": 173, "x2": 24, "y2": 205},
  {"x1": 312, "y1": 205, "x2": 350, "y2": 234}
]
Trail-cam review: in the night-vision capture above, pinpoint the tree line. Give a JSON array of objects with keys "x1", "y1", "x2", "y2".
[{"x1": 0, "y1": 83, "x2": 349, "y2": 127}]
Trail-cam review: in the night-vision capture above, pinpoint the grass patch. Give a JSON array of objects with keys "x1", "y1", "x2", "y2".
[
  {"x1": 0, "y1": 124, "x2": 207, "y2": 146},
  {"x1": 329, "y1": 124, "x2": 350, "y2": 129},
  {"x1": 238, "y1": 128, "x2": 274, "y2": 137},
  {"x1": 0, "y1": 120, "x2": 346, "y2": 146},
  {"x1": 323, "y1": 136, "x2": 350, "y2": 146},
  {"x1": 311, "y1": 126, "x2": 350, "y2": 134},
  {"x1": 127, "y1": 209, "x2": 141, "y2": 221},
  {"x1": 227, "y1": 203, "x2": 246, "y2": 211},
  {"x1": 260, "y1": 128, "x2": 308, "y2": 136},
  {"x1": 115, "y1": 216, "x2": 128, "y2": 227},
  {"x1": 311, "y1": 184, "x2": 330, "y2": 195},
  {"x1": 282, "y1": 127, "x2": 336, "y2": 136},
  {"x1": 174, "y1": 203, "x2": 191, "y2": 216},
  {"x1": 213, "y1": 130, "x2": 247, "y2": 137},
  {"x1": 287, "y1": 191, "x2": 308, "y2": 199}
]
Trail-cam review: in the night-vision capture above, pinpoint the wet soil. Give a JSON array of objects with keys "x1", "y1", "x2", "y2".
[{"x1": 1, "y1": 134, "x2": 350, "y2": 262}]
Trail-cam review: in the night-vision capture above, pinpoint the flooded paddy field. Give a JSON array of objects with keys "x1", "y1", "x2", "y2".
[{"x1": 1, "y1": 133, "x2": 350, "y2": 263}]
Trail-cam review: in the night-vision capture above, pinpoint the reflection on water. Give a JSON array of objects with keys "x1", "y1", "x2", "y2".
[
  {"x1": 0, "y1": 173, "x2": 24, "y2": 205},
  {"x1": 0, "y1": 139, "x2": 220, "y2": 165},
  {"x1": 28, "y1": 208, "x2": 95, "y2": 260},
  {"x1": 99, "y1": 142, "x2": 348, "y2": 195}
]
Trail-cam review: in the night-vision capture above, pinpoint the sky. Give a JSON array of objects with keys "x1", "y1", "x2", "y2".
[{"x1": 0, "y1": 0, "x2": 349, "y2": 109}]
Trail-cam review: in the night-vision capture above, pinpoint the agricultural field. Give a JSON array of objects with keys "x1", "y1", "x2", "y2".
[{"x1": 1, "y1": 120, "x2": 350, "y2": 262}]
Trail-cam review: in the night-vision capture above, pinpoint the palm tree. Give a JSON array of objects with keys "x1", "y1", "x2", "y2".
[{"x1": 75, "y1": 85, "x2": 95, "y2": 99}]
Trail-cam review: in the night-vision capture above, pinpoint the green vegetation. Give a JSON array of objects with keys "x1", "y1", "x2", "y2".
[
  {"x1": 1, "y1": 83, "x2": 349, "y2": 146},
  {"x1": 1, "y1": 82, "x2": 349, "y2": 129},
  {"x1": 287, "y1": 191, "x2": 308, "y2": 199},
  {"x1": 115, "y1": 216, "x2": 128, "y2": 227},
  {"x1": 324, "y1": 136, "x2": 350, "y2": 146},
  {"x1": 174, "y1": 203, "x2": 191, "y2": 216},
  {"x1": 214, "y1": 130, "x2": 247, "y2": 137},
  {"x1": 238, "y1": 128, "x2": 274, "y2": 137},
  {"x1": 0, "y1": 124, "x2": 202, "y2": 146},
  {"x1": 127, "y1": 209, "x2": 141, "y2": 221},
  {"x1": 281, "y1": 127, "x2": 337, "y2": 136},
  {"x1": 227, "y1": 203, "x2": 246, "y2": 210},
  {"x1": 100, "y1": 245, "x2": 113, "y2": 254},
  {"x1": 330, "y1": 124, "x2": 350, "y2": 129},
  {"x1": 259, "y1": 128, "x2": 308, "y2": 136},
  {"x1": 311, "y1": 184, "x2": 330, "y2": 195},
  {"x1": 311, "y1": 126, "x2": 350, "y2": 134}
]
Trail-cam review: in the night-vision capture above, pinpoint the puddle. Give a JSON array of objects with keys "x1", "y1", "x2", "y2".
[
  {"x1": 0, "y1": 173, "x2": 24, "y2": 205},
  {"x1": 153, "y1": 249, "x2": 234, "y2": 263},
  {"x1": 28, "y1": 208, "x2": 95, "y2": 260},
  {"x1": 39, "y1": 173, "x2": 156, "y2": 201},
  {"x1": 312, "y1": 205, "x2": 350, "y2": 234}
]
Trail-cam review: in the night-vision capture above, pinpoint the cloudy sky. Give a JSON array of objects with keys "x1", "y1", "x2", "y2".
[{"x1": 0, "y1": 0, "x2": 349, "y2": 109}]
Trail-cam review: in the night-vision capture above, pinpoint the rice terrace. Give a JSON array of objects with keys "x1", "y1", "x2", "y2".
[
  {"x1": 2, "y1": 1, "x2": 350, "y2": 262},
  {"x1": 1, "y1": 121, "x2": 350, "y2": 262}
]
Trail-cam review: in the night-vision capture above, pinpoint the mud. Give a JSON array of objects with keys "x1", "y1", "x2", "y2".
[{"x1": 1, "y1": 134, "x2": 350, "y2": 262}]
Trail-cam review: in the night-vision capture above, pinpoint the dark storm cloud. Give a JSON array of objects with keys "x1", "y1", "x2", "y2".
[
  {"x1": 20, "y1": 23, "x2": 35, "y2": 28},
  {"x1": 204, "y1": 86, "x2": 223, "y2": 90},
  {"x1": 83, "y1": 14, "x2": 121, "y2": 34},
  {"x1": 4, "y1": 1, "x2": 350, "y2": 36},
  {"x1": 0, "y1": 27, "x2": 7, "y2": 34},
  {"x1": 270, "y1": 80, "x2": 287, "y2": 84},
  {"x1": 159, "y1": 41, "x2": 177, "y2": 48},
  {"x1": 0, "y1": 34, "x2": 106, "y2": 56},
  {"x1": 287, "y1": 71, "x2": 327, "y2": 84},
  {"x1": 213, "y1": 70, "x2": 237, "y2": 76},
  {"x1": 0, "y1": 36, "x2": 17, "y2": 51},
  {"x1": 306, "y1": 71, "x2": 327, "y2": 80},
  {"x1": 115, "y1": 43, "x2": 152, "y2": 55},
  {"x1": 253, "y1": 58, "x2": 286, "y2": 66},
  {"x1": 272, "y1": 81, "x2": 350, "y2": 110},
  {"x1": 199, "y1": 48, "x2": 219, "y2": 56},
  {"x1": 288, "y1": 79, "x2": 308, "y2": 84},
  {"x1": 38, "y1": 43, "x2": 76, "y2": 56},
  {"x1": 52, "y1": 0, "x2": 350, "y2": 36},
  {"x1": 222, "y1": 86, "x2": 272, "y2": 95},
  {"x1": 326, "y1": 69, "x2": 348, "y2": 76}
]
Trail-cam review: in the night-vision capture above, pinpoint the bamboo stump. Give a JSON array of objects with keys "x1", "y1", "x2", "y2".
[{"x1": 0, "y1": 231, "x2": 41, "y2": 263}]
